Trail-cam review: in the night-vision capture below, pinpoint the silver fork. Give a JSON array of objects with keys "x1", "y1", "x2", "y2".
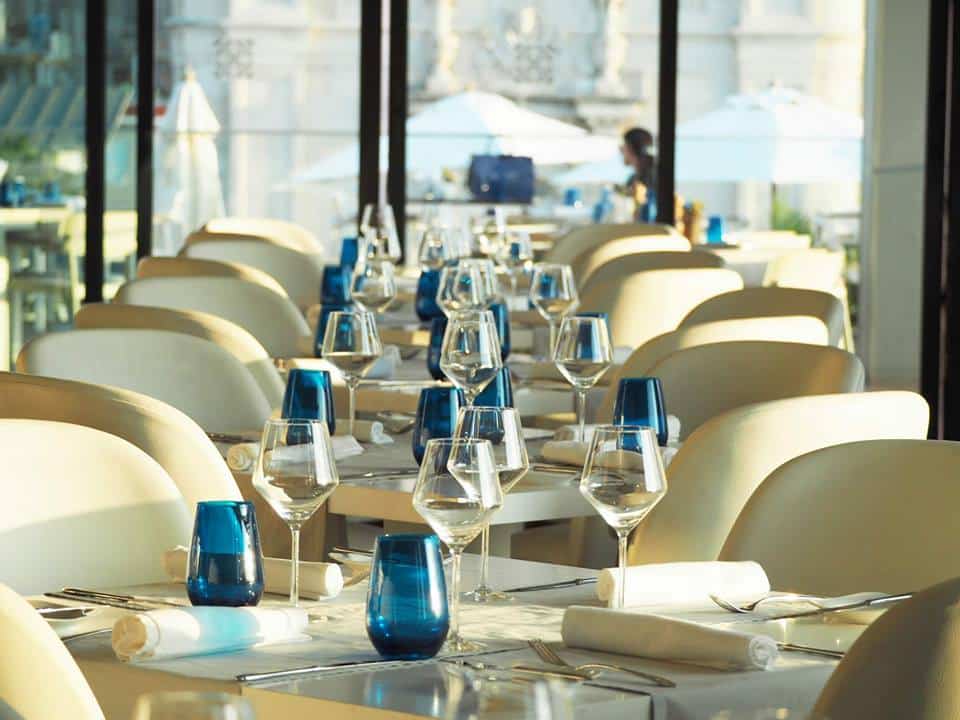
[
  {"x1": 528, "y1": 639, "x2": 675, "y2": 688},
  {"x1": 709, "y1": 593, "x2": 823, "y2": 614}
]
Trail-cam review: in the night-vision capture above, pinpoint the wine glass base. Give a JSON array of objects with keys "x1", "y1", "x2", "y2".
[
  {"x1": 443, "y1": 635, "x2": 485, "y2": 654},
  {"x1": 464, "y1": 587, "x2": 513, "y2": 603}
]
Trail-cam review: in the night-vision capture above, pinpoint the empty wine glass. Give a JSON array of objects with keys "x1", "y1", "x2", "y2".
[
  {"x1": 579, "y1": 425, "x2": 667, "y2": 609},
  {"x1": 418, "y1": 225, "x2": 454, "y2": 271},
  {"x1": 413, "y1": 437, "x2": 502, "y2": 652},
  {"x1": 455, "y1": 406, "x2": 529, "y2": 602},
  {"x1": 437, "y1": 263, "x2": 486, "y2": 317},
  {"x1": 553, "y1": 315, "x2": 613, "y2": 441},
  {"x1": 440, "y1": 310, "x2": 503, "y2": 406},
  {"x1": 321, "y1": 310, "x2": 383, "y2": 432},
  {"x1": 133, "y1": 692, "x2": 255, "y2": 720},
  {"x1": 529, "y1": 263, "x2": 579, "y2": 354},
  {"x1": 351, "y1": 258, "x2": 397, "y2": 313},
  {"x1": 360, "y1": 203, "x2": 402, "y2": 263},
  {"x1": 459, "y1": 258, "x2": 499, "y2": 304},
  {"x1": 499, "y1": 231, "x2": 534, "y2": 298},
  {"x1": 476, "y1": 207, "x2": 506, "y2": 259},
  {"x1": 252, "y1": 419, "x2": 339, "y2": 606}
]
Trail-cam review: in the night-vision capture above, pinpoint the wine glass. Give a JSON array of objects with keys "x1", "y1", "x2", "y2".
[
  {"x1": 351, "y1": 258, "x2": 397, "y2": 313},
  {"x1": 477, "y1": 207, "x2": 506, "y2": 259},
  {"x1": 499, "y1": 231, "x2": 534, "y2": 298},
  {"x1": 459, "y1": 258, "x2": 499, "y2": 305},
  {"x1": 360, "y1": 203, "x2": 402, "y2": 263},
  {"x1": 418, "y1": 224, "x2": 454, "y2": 271},
  {"x1": 437, "y1": 263, "x2": 486, "y2": 317},
  {"x1": 413, "y1": 437, "x2": 502, "y2": 652},
  {"x1": 553, "y1": 315, "x2": 613, "y2": 442},
  {"x1": 321, "y1": 309, "x2": 383, "y2": 432},
  {"x1": 454, "y1": 406, "x2": 529, "y2": 602},
  {"x1": 439, "y1": 310, "x2": 503, "y2": 406},
  {"x1": 529, "y1": 263, "x2": 579, "y2": 354},
  {"x1": 252, "y1": 419, "x2": 339, "y2": 606},
  {"x1": 579, "y1": 425, "x2": 667, "y2": 609},
  {"x1": 133, "y1": 692, "x2": 255, "y2": 720}
]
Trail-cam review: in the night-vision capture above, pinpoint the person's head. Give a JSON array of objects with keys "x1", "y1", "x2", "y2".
[{"x1": 621, "y1": 127, "x2": 654, "y2": 169}]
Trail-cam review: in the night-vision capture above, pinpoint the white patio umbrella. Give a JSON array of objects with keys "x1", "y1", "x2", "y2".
[
  {"x1": 292, "y1": 91, "x2": 617, "y2": 183},
  {"x1": 154, "y1": 68, "x2": 225, "y2": 255}
]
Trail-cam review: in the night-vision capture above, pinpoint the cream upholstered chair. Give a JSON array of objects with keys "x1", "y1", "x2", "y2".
[
  {"x1": 0, "y1": 583, "x2": 104, "y2": 719},
  {"x1": 76, "y1": 303, "x2": 284, "y2": 409},
  {"x1": 579, "y1": 268, "x2": 744, "y2": 349},
  {"x1": 201, "y1": 216, "x2": 323, "y2": 254},
  {"x1": 184, "y1": 238, "x2": 327, "y2": 310},
  {"x1": 721, "y1": 439, "x2": 960, "y2": 596},
  {"x1": 0, "y1": 419, "x2": 191, "y2": 593},
  {"x1": 114, "y1": 276, "x2": 312, "y2": 357},
  {"x1": 17, "y1": 329, "x2": 272, "y2": 435},
  {"x1": 594, "y1": 317, "x2": 831, "y2": 421},
  {"x1": 543, "y1": 222, "x2": 681, "y2": 265},
  {"x1": 627, "y1": 392, "x2": 929, "y2": 566},
  {"x1": 681, "y1": 286, "x2": 847, "y2": 347},
  {"x1": 0, "y1": 372, "x2": 240, "y2": 512},
  {"x1": 137, "y1": 255, "x2": 287, "y2": 296},
  {"x1": 725, "y1": 229, "x2": 811, "y2": 250},
  {"x1": 570, "y1": 235, "x2": 693, "y2": 284},
  {"x1": 578, "y1": 249, "x2": 721, "y2": 289},
  {"x1": 811, "y1": 577, "x2": 960, "y2": 720},
  {"x1": 762, "y1": 248, "x2": 845, "y2": 292}
]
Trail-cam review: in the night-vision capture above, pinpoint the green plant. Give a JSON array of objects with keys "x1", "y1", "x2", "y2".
[{"x1": 771, "y1": 197, "x2": 812, "y2": 236}]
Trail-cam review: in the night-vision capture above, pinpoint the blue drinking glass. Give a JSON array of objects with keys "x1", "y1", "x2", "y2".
[
  {"x1": 490, "y1": 301, "x2": 511, "y2": 361},
  {"x1": 321, "y1": 265, "x2": 352, "y2": 304},
  {"x1": 366, "y1": 533, "x2": 449, "y2": 660},
  {"x1": 474, "y1": 367, "x2": 514, "y2": 408},
  {"x1": 187, "y1": 501, "x2": 264, "y2": 607},
  {"x1": 281, "y1": 368, "x2": 336, "y2": 435},
  {"x1": 528, "y1": 272, "x2": 555, "y2": 310},
  {"x1": 426, "y1": 316, "x2": 447, "y2": 380},
  {"x1": 612, "y1": 377, "x2": 668, "y2": 447},
  {"x1": 415, "y1": 270, "x2": 443, "y2": 321},
  {"x1": 340, "y1": 236, "x2": 360, "y2": 269},
  {"x1": 313, "y1": 302, "x2": 351, "y2": 357},
  {"x1": 706, "y1": 215, "x2": 724, "y2": 244},
  {"x1": 412, "y1": 387, "x2": 465, "y2": 464}
]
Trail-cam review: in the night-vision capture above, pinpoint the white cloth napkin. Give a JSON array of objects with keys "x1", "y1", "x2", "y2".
[
  {"x1": 540, "y1": 440, "x2": 679, "y2": 468},
  {"x1": 365, "y1": 345, "x2": 402, "y2": 379},
  {"x1": 561, "y1": 606, "x2": 779, "y2": 671},
  {"x1": 335, "y1": 420, "x2": 393, "y2": 445},
  {"x1": 112, "y1": 606, "x2": 308, "y2": 662},
  {"x1": 554, "y1": 416, "x2": 681, "y2": 444},
  {"x1": 595, "y1": 561, "x2": 770, "y2": 609},
  {"x1": 226, "y1": 435, "x2": 363, "y2": 472},
  {"x1": 162, "y1": 546, "x2": 344, "y2": 601}
]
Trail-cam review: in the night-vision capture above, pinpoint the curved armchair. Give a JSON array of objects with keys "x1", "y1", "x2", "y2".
[
  {"x1": 570, "y1": 236, "x2": 693, "y2": 284},
  {"x1": 137, "y1": 256, "x2": 287, "y2": 296},
  {"x1": 200, "y1": 216, "x2": 324, "y2": 254},
  {"x1": 544, "y1": 222, "x2": 681, "y2": 265}
]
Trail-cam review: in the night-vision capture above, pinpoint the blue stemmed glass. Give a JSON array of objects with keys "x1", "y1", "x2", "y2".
[
  {"x1": 474, "y1": 367, "x2": 514, "y2": 408},
  {"x1": 282, "y1": 368, "x2": 335, "y2": 435},
  {"x1": 313, "y1": 302, "x2": 351, "y2": 357},
  {"x1": 340, "y1": 236, "x2": 360, "y2": 269},
  {"x1": 412, "y1": 387, "x2": 465, "y2": 464},
  {"x1": 613, "y1": 377, "x2": 668, "y2": 446},
  {"x1": 321, "y1": 265, "x2": 352, "y2": 305},
  {"x1": 490, "y1": 301, "x2": 511, "y2": 361},
  {"x1": 366, "y1": 533, "x2": 449, "y2": 660},
  {"x1": 426, "y1": 316, "x2": 447, "y2": 380},
  {"x1": 187, "y1": 501, "x2": 264, "y2": 607},
  {"x1": 415, "y1": 270, "x2": 443, "y2": 321}
]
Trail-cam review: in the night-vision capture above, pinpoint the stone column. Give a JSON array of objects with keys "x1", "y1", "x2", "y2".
[
  {"x1": 425, "y1": 0, "x2": 461, "y2": 94},
  {"x1": 593, "y1": 0, "x2": 628, "y2": 97}
]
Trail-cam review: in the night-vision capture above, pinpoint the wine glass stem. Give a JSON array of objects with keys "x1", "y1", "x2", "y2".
[
  {"x1": 449, "y1": 547, "x2": 463, "y2": 644},
  {"x1": 477, "y1": 525, "x2": 492, "y2": 593},
  {"x1": 509, "y1": 273, "x2": 518, "y2": 298},
  {"x1": 548, "y1": 321, "x2": 557, "y2": 358},
  {"x1": 347, "y1": 380, "x2": 357, "y2": 434},
  {"x1": 575, "y1": 389, "x2": 587, "y2": 442},
  {"x1": 290, "y1": 524, "x2": 302, "y2": 607},
  {"x1": 615, "y1": 530, "x2": 629, "y2": 610}
]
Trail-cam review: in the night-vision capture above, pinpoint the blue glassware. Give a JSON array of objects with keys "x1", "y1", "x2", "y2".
[
  {"x1": 340, "y1": 236, "x2": 360, "y2": 269},
  {"x1": 426, "y1": 316, "x2": 447, "y2": 380},
  {"x1": 528, "y1": 271, "x2": 556, "y2": 310},
  {"x1": 187, "y1": 501, "x2": 264, "y2": 607},
  {"x1": 576, "y1": 311, "x2": 608, "y2": 322},
  {"x1": 412, "y1": 387, "x2": 465, "y2": 464},
  {"x1": 489, "y1": 302, "x2": 511, "y2": 361},
  {"x1": 706, "y1": 215, "x2": 724, "y2": 244},
  {"x1": 281, "y1": 368, "x2": 336, "y2": 435},
  {"x1": 613, "y1": 377, "x2": 668, "y2": 447},
  {"x1": 321, "y1": 265, "x2": 352, "y2": 305},
  {"x1": 313, "y1": 302, "x2": 351, "y2": 357},
  {"x1": 366, "y1": 533, "x2": 449, "y2": 660},
  {"x1": 415, "y1": 270, "x2": 443, "y2": 321},
  {"x1": 474, "y1": 367, "x2": 514, "y2": 408}
]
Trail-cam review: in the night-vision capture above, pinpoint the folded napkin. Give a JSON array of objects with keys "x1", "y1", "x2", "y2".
[
  {"x1": 226, "y1": 435, "x2": 363, "y2": 472},
  {"x1": 336, "y1": 420, "x2": 393, "y2": 445},
  {"x1": 596, "y1": 561, "x2": 770, "y2": 609},
  {"x1": 540, "y1": 440, "x2": 678, "y2": 468},
  {"x1": 554, "y1": 416, "x2": 681, "y2": 444},
  {"x1": 561, "y1": 606, "x2": 778, "y2": 671},
  {"x1": 162, "y1": 546, "x2": 344, "y2": 601},
  {"x1": 112, "y1": 606, "x2": 308, "y2": 662},
  {"x1": 366, "y1": 345, "x2": 402, "y2": 379}
]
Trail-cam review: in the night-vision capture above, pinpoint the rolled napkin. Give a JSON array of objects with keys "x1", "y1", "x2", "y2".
[
  {"x1": 561, "y1": 606, "x2": 778, "y2": 671},
  {"x1": 366, "y1": 345, "x2": 402, "y2": 379},
  {"x1": 112, "y1": 605, "x2": 309, "y2": 662},
  {"x1": 554, "y1": 416, "x2": 681, "y2": 444},
  {"x1": 334, "y1": 420, "x2": 393, "y2": 445},
  {"x1": 162, "y1": 546, "x2": 344, "y2": 600},
  {"x1": 226, "y1": 434, "x2": 363, "y2": 472},
  {"x1": 596, "y1": 561, "x2": 770, "y2": 609},
  {"x1": 540, "y1": 440, "x2": 678, "y2": 468}
]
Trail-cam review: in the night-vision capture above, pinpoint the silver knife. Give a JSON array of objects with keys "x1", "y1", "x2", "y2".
[
  {"x1": 503, "y1": 577, "x2": 598, "y2": 593},
  {"x1": 45, "y1": 592, "x2": 156, "y2": 613},
  {"x1": 59, "y1": 587, "x2": 186, "y2": 608},
  {"x1": 238, "y1": 658, "x2": 414, "y2": 683},
  {"x1": 766, "y1": 592, "x2": 912, "y2": 620}
]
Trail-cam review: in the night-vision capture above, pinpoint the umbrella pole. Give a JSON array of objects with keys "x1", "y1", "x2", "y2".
[{"x1": 770, "y1": 181, "x2": 778, "y2": 228}]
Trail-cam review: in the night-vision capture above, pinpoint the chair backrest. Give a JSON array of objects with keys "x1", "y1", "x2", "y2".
[
  {"x1": 762, "y1": 248, "x2": 845, "y2": 293},
  {"x1": 137, "y1": 256, "x2": 287, "y2": 296},
  {"x1": 725, "y1": 230, "x2": 811, "y2": 250},
  {"x1": 721, "y1": 439, "x2": 960, "y2": 595},
  {"x1": 544, "y1": 223, "x2": 681, "y2": 265},
  {"x1": 0, "y1": 372, "x2": 241, "y2": 513},
  {"x1": 628, "y1": 392, "x2": 929, "y2": 566},
  {"x1": 17, "y1": 329, "x2": 271, "y2": 435},
  {"x1": 596, "y1": 317, "x2": 830, "y2": 421},
  {"x1": 650, "y1": 341, "x2": 864, "y2": 439},
  {"x1": 113, "y1": 276, "x2": 311, "y2": 357},
  {"x1": 681, "y1": 286, "x2": 846, "y2": 346},
  {"x1": 811, "y1": 576, "x2": 960, "y2": 720},
  {"x1": 570, "y1": 236, "x2": 693, "y2": 284},
  {"x1": 184, "y1": 238, "x2": 326, "y2": 310},
  {"x1": 0, "y1": 583, "x2": 104, "y2": 719},
  {"x1": 0, "y1": 419, "x2": 191, "y2": 593},
  {"x1": 581, "y1": 250, "x2": 722, "y2": 289},
  {"x1": 202, "y1": 216, "x2": 323, "y2": 254},
  {"x1": 579, "y1": 268, "x2": 744, "y2": 348},
  {"x1": 76, "y1": 304, "x2": 284, "y2": 409}
]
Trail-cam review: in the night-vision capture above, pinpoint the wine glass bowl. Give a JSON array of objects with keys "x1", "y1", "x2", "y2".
[
  {"x1": 529, "y1": 263, "x2": 579, "y2": 354},
  {"x1": 320, "y1": 310, "x2": 382, "y2": 432},
  {"x1": 360, "y1": 203, "x2": 402, "y2": 263},
  {"x1": 553, "y1": 315, "x2": 613, "y2": 441},
  {"x1": 351, "y1": 259, "x2": 397, "y2": 313},
  {"x1": 439, "y1": 310, "x2": 503, "y2": 406}
]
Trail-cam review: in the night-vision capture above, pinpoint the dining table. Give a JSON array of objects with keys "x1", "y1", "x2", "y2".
[{"x1": 56, "y1": 554, "x2": 850, "y2": 720}]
